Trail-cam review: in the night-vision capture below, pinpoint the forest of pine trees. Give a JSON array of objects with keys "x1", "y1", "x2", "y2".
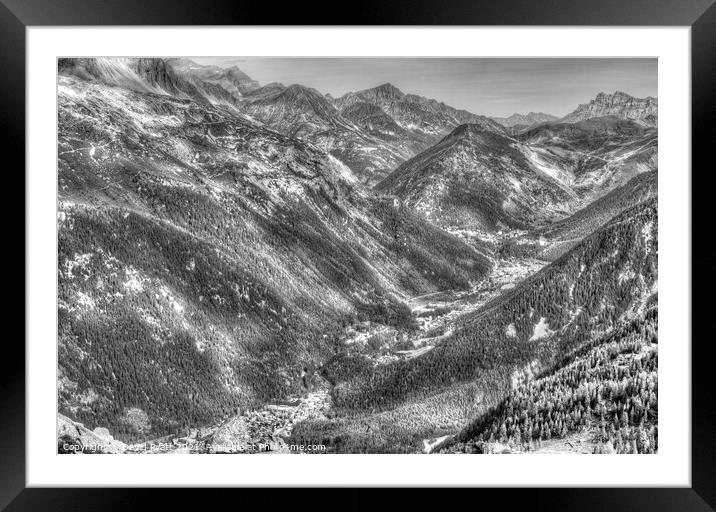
[{"x1": 442, "y1": 308, "x2": 657, "y2": 453}]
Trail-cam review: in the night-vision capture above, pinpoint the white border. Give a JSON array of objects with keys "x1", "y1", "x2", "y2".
[{"x1": 27, "y1": 27, "x2": 691, "y2": 487}]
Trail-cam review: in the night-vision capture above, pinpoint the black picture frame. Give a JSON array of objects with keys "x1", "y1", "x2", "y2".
[{"x1": 5, "y1": 0, "x2": 715, "y2": 508}]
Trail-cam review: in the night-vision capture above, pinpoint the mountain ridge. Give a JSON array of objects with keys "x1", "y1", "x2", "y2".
[{"x1": 559, "y1": 91, "x2": 657, "y2": 126}]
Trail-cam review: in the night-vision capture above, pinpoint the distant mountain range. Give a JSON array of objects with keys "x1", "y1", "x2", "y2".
[
  {"x1": 492, "y1": 112, "x2": 558, "y2": 128},
  {"x1": 58, "y1": 58, "x2": 657, "y2": 187}
]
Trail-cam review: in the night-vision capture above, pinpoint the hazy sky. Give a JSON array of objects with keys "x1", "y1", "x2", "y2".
[{"x1": 192, "y1": 58, "x2": 657, "y2": 118}]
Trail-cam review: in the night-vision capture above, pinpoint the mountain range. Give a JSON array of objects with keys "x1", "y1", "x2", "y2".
[
  {"x1": 56, "y1": 57, "x2": 658, "y2": 454},
  {"x1": 238, "y1": 81, "x2": 505, "y2": 185},
  {"x1": 375, "y1": 115, "x2": 656, "y2": 233},
  {"x1": 492, "y1": 112, "x2": 558, "y2": 128},
  {"x1": 57, "y1": 60, "x2": 494, "y2": 439}
]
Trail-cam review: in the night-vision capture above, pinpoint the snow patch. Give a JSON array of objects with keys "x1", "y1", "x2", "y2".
[
  {"x1": 76, "y1": 291, "x2": 96, "y2": 310},
  {"x1": 501, "y1": 197, "x2": 518, "y2": 213},
  {"x1": 505, "y1": 323, "x2": 517, "y2": 338},
  {"x1": 422, "y1": 435, "x2": 451, "y2": 453},
  {"x1": 123, "y1": 267, "x2": 145, "y2": 293},
  {"x1": 172, "y1": 300, "x2": 185, "y2": 314},
  {"x1": 529, "y1": 317, "x2": 554, "y2": 341},
  {"x1": 521, "y1": 146, "x2": 574, "y2": 189},
  {"x1": 618, "y1": 265, "x2": 636, "y2": 284},
  {"x1": 64, "y1": 253, "x2": 93, "y2": 280},
  {"x1": 642, "y1": 220, "x2": 654, "y2": 253}
]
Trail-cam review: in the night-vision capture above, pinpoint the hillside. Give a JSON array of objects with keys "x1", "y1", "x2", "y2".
[
  {"x1": 57, "y1": 60, "x2": 491, "y2": 441},
  {"x1": 439, "y1": 308, "x2": 657, "y2": 454},
  {"x1": 538, "y1": 170, "x2": 657, "y2": 242},
  {"x1": 376, "y1": 124, "x2": 576, "y2": 231},
  {"x1": 517, "y1": 116, "x2": 657, "y2": 202}
]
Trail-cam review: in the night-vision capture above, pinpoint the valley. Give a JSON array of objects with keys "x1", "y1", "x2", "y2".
[
  {"x1": 78, "y1": 237, "x2": 546, "y2": 454},
  {"x1": 55, "y1": 57, "x2": 658, "y2": 455}
]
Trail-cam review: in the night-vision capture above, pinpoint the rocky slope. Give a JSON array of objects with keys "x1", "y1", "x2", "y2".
[
  {"x1": 517, "y1": 116, "x2": 657, "y2": 202},
  {"x1": 58, "y1": 57, "x2": 242, "y2": 108},
  {"x1": 336, "y1": 83, "x2": 505, "y2": 138},
  {"x1": 235, "y1": 82, "x2": 421, "y2": 185},
  {"x1": 537, "y1": 170, "x2": 657, "y2": 242},
  {"x1": 560, "y1": 91, "x2": 657, "y2": 127},
  {"x1": 166, "y1": 58, "x2": 260, "y2": 98}
]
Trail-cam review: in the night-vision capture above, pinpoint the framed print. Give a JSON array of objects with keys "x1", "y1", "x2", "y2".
[{"x1": 7, "y1": 0, "x2": 716, "y2": 507}]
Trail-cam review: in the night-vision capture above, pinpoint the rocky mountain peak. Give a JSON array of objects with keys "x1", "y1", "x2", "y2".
[
  {"x1": 561, "y1": 91, "x2": 657, "y2": 126},
  {"x1": 372, "y1": 82, "x2": 404, "y2": 98},
  {"x1": 279, "y1": 84, "x2": 334, "y2": 105},
  {"x1": 594, "y1": 90, "x2": 655, "y2": 105}
]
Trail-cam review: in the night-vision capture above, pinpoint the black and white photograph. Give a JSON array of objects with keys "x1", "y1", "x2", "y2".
[{"x1": 56, "y1": 56, "x2": 659, "y2": 455}]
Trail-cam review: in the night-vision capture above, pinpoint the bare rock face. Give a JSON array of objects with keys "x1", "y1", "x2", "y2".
[{"x1": 560, "y1": 91, "x2": 657, "y2": 126}]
